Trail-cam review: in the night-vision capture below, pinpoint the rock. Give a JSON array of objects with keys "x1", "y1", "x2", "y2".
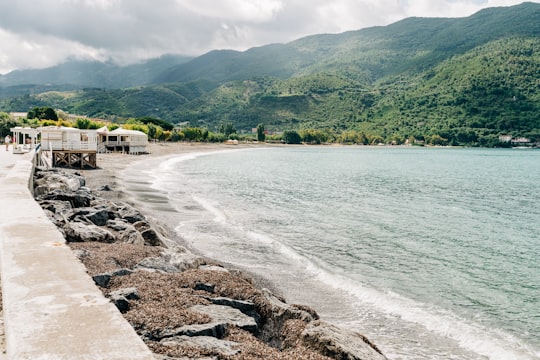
[
  {"x1": 160, "y1": 335, "x2": 240, "y2": 357},
  {"x1": 258, "y1": 289, "x2": 318, "y2": 349},
  {"x1": 106, "y1": 219, "x2": 131, "y2": 231},
  {"x1": 204, "y1": 297, "x2": 261, "y2": 327},
  {"x1": 93, "y1": 273, "x2": 111, "y2": 288},
  {"x1": 158, "y1": 304, "x2": 258, "y2": 340},
  {"x1": 38, "y1": 190, "x2": 93, "y2": 208},
  {"x1": 69, "y1": 207, "x2": 110, "y2": 226},
  {"x1": 135, "y1": 257, "x2": 179, "y2": 273},
  {"x1": 107, "y1": 219, "x2": 146, "y2": 245},
  {"x1": 111, "y1": 268, "x2": 134, "y2": 277},
  {"x1": 162, "y1": 246, "x2": 207, "y2": 272},
  {"x1": 204, "y1": 297, "x2": 256, "y2": 315},
  {"x1": 301, "y1": 320, "x2": 387, "y2": 360},
  {"x1": 162, "y1": 322, "x2": 227, "y2": 339},
  {"x1": 140, "y1": 228, "x2": 164, "y2": 246},
  {"x1": 194, "y1": 282, "x2": 215, "y2": 293},
  {"x1": 99, "y1": 184, "x2": 112, "y2": 191},
  {"x1": 119, "y1": 227, "x2": 146, "y2": 246},
  {"x1": 72, "y1": 248, "x2": 91, "y2": 260},
  {"x1": 108, "y1": 287, "x2": 140, "y2": 313},
  {"x1": 33, "y1": 170, "x2": 86, "y2": 196},
  {"x1": 93, "y1": 269, "x2": 133, "y2": 288},
  {"x1": 198, "y1": 265, "x2": 229, "y2": 273},
  {"x1": 116, "y1": 203, "x2": 146, "y2": 223},
  {"x1": 37, "y1": 199, "x2": 73, "y2": 215},
  {"x1": 189, "y1": 304, "x2": 258, "y2": 335},
  {"x1": 133, "y1": 220, "x2": 151, "y2": 231},
  {"x1": 64, "y1": 222, "x2": 115, "y2": 243},
  {"x1": 110, "y1": 294, "x2": 130, "y2": 313},
  {"x1": 110, "y1": 287, "x2": 140, "y2": 300}
]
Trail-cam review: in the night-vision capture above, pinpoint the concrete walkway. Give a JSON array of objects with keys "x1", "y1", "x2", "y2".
[{"x1": 0, "y1": 146, "x2": 155, "y2": 359}]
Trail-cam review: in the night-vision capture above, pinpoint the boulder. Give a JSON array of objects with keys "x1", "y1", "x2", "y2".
[
  {"x1": 108, "y1": 287, "x2": 140, "y2": 313},
  {"x1": 158, "y1": 304, "x2": 258, "y2": 340},
  {"x1": 110, "y1": 294, "x2": 130, "y2": 313},
  {"x1": 98, "y1": 184, "x2": 112, "y2": 191},
  {"x1": 93, "y1": 269, "x2": 133, "y2": 288},
  {"x1": 110, "y1": 287, "x2": 140, "y2": 300},
  {"x1": 190, "y1": 304, "x2": 258, "y2": 335},
  {"x1": 69, "y1": 207, "x2": 110, "y2": 226},
  {"x1": 106, "y1": 219, "x2": 131, "y2": 231},
  {"x1": 160, "y1": 335, "x2": 240, "y2": 357},
  {"x1": 204, "y1": 297, "x2": 256, "y2": 315},
  {"x1": 301, "y1": 320, "x2": 387, "y2": 360},
  {"x1": 64, "y1": 222, "x2": 115, "y2": 243},
  {"x1": 116, "y1": 203, "x2": 146, "y2": 223},
  {"x1": 33, "y1": 170, "x2": 86, "y2": 196},
  {"x1": 120, "y1": 228, "x2": 146, "y2": 246},
  {"x1": 135, "y1": 257, "x2": 179, "y2": 273},
  {"x1": 140, "y1": 228, "x2": 164, "y2": 247},
  {"x1": 162, "y1": 246, "x2": 207, "y2": 272},
  {"x1": 38, "y1": 190, "x2": 93, "y2": 208},
  {"x1": 93, "y1": 273, "x2": 111, "y2": 288},
  {"x1": 258, "y1": 289, "x2": 318, "y2": 349}
]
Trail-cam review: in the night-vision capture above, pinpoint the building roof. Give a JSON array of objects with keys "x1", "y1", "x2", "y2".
[{"x1": 109, "y1": 128, "x2": 147, "y2": 136}]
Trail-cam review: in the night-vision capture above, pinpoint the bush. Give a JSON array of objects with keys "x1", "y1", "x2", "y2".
[{"x1": 282, "y1": 130, "x2": 302, "y2": 144}]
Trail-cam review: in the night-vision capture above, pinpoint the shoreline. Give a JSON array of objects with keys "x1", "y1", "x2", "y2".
[
  {"x1": 52, "y1": 142, "x2": 387, "y2": 359},
  {"x1": 92, "y1": 142, "x2": 286, "y2": 296}
]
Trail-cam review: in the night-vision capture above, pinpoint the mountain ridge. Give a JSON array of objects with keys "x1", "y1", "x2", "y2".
[{"x1": 1, "y1": 2, "x2": 539, "y2": 146}]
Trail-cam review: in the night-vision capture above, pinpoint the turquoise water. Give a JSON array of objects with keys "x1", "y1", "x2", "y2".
[{"x1": 123, "y1": 147, "x2": 540, "y2": 359}]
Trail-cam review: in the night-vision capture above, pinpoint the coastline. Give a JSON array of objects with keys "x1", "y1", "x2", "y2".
[
  {"x1": 52, "y1": 142, "x2": 387, "y2": 359},
  {"x1": 84, "y1": 142, "x2": 285, "y2": 294}
]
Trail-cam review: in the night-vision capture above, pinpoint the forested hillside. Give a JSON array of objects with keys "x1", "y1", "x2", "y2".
[{"x1": 1, "y1": 2, "x2": 539, "y2": 146}]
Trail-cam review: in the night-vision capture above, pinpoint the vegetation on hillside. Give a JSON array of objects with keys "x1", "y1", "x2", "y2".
[{"x1": 1, "y1": 3, "x2": 539, "y2": 146}]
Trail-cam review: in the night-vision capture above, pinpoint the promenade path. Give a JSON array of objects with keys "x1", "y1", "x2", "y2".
[{"x1": 0, "y1": 145, "x2": 155, "y2": 359}]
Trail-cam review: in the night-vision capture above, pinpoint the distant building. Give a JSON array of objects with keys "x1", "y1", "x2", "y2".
[
  {"x1": 9, "y1": 112, "x2": 28, "y2": 119},
  {"x1": 499, "y1": 135, "x2": 512, "y2": 143},
  {"x1": 511, "y1": 137, "x2": 531, "y2": 145}
]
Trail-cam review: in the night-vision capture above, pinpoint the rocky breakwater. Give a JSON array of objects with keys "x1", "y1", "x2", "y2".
[{"x1": 33, "y1": 166, "x2": 387, "y2": 360}]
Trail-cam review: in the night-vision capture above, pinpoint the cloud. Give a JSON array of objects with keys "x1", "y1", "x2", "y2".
[{"x1": 0, "y1": 0, "x2": 537, "y2": 74}]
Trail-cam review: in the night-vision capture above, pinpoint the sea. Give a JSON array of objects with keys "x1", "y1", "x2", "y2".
[{"x1": 121, "y1": 146, "x2": 540, "y2": 360}]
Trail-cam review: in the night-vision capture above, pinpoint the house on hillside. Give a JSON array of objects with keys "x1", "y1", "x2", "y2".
[{"x1": 97, "y1": 127, "x2": 148, "y2": 154}]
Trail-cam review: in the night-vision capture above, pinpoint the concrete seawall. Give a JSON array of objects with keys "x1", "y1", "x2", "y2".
[{"x1": 0, "y1": 150, "x2": 155, "y2": 359}]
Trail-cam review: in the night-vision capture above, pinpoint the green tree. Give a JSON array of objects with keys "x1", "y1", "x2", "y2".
[
  {"x1": 282, "y1": 130, "x2": 302, "y2": 144},
  {"x1": 27, "y1": 107, "x2": 58, "y2": 121},
  {"x1": 219, "y1": 122, "x2": 237, "y2": 136},
  {"x1": 147, "y1": 123, "x2": 157, "y2": 140},
  {"x1": 256, "y1": 123, "x2": 266, "y2": 142},
  {"x1": 75, "y1": 118, "x2": 91, "y2": 129}
]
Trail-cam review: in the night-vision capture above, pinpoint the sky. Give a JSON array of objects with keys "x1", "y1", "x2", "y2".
[{"x1": 0, "y1": 0, "x2": 537, "y2": 74}]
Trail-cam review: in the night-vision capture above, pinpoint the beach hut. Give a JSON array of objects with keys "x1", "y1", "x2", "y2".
[
  {"x1": 97, "y1": 127, "x2": 147, "y2": 154},
  {"x1": 9, "y1": 127, "x2": 40, "y2": 154},
  {"x1": 39, "y1": 126, "x2": 98, "y2": 168}
]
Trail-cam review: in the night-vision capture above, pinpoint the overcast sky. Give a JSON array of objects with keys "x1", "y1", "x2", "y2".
[{"x1": 0, "y1": 0, "x2": 537, "y2": 74}]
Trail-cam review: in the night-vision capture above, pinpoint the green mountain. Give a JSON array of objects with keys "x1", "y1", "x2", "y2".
[
  {"x1": 0, "y1": 55, "x2": 192, "y2": 92},
  {"x1": 1, "y1": 2, "x2": 539, "y2": 146}
]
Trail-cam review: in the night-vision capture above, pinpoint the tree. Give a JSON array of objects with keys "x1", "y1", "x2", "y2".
[
  {"x1": 27, "y1": 107, "x2": 58, "y2": 121},
  {"x1": 75, "y1": 118, "x2": 91, "y2": 129},
  {"x1": 147, "y1": 123, "x2": 158, "y2": 140},
  {"x1": 219, "y1": 122, "x2": 237, "y2": 136},
  {"x1": 282, "y1": 130, "x2": 302, "y2": 144},
  {"x1": 256, "y1": 123, "x2": 266, "y2": 142}
]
